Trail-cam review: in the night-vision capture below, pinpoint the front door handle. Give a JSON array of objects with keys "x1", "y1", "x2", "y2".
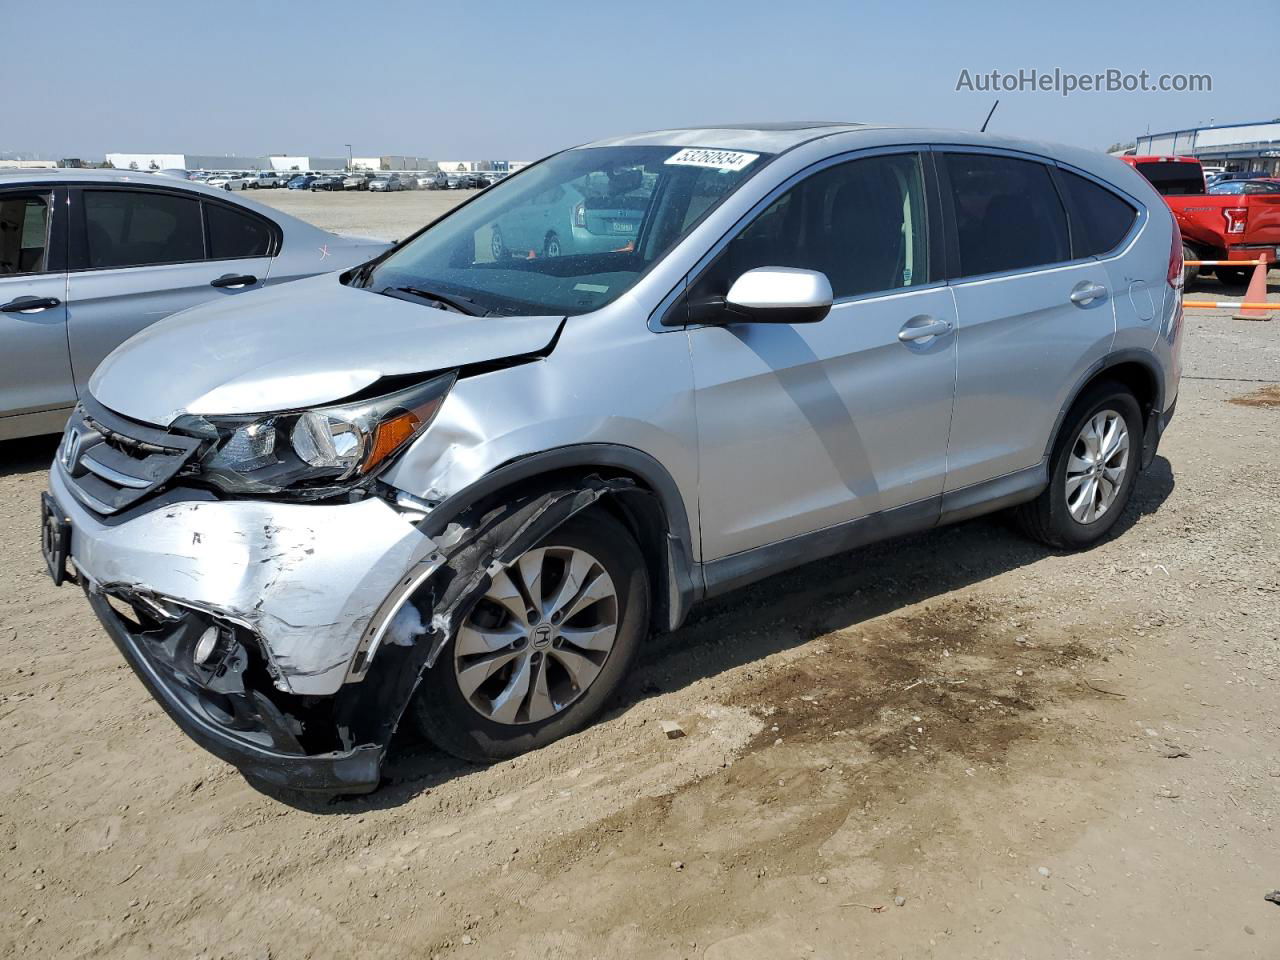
[
  {"x1": 1069, "y1": 281, "x2": 1108, "y2": 305},
  {"x1": 210, "y1": 273, "x2": 258, "y2": 289},
  {"x1": 1, "y1": 296, "x2": 61, "y2": 313},
  {"x1": 898, "y1": 316, "x2": 953, "y2": 342}
]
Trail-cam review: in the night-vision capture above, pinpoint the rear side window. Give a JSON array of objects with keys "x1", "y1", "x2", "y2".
[
  {"x1": 0, "y1": 192, "x2": 51, "y2": 275},
  {"x1": 1055, "y1": 170, "x2": 1138, "y2": 257},
  {"x1": 1132, "y1": 161, "x2": 1204, "y2": 196},
  {"x1": 943, "y1": 153, "x2": 1070, "y2": 277},
  {"x1": 83, "y1": 190, "x2": 204, "y2": 268},
  {"x1": 206, "y1": 203, "x2": 273, "y2": 258},
  {"x1": 690, "y1": 152, "x2": 931, "y2": 301}
]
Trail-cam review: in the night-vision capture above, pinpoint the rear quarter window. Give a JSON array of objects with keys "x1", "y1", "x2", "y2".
[
  {"x1": 205, "y1": 202, "x2": 274, "y2": 258},
  {"x1": 1055, "y1": 170, "x2": 1138, "y2": 257}
]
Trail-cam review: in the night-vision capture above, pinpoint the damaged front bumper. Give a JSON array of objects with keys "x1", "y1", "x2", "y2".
[
  {"x1": 48, "y1": 464, "x2": 441, "y2": 793},
  {"x1": 85, "y1": 586, "x2": 384, "y2": 793}
]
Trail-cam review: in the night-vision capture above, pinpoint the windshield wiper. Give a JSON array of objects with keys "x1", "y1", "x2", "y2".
[{"x1": 379, "y1": 285, "x2": 484, "y2": 316}]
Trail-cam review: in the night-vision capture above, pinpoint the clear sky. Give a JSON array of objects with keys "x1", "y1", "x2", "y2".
[{"x1": 9, "y1": 0, "x2": 1247, "y2": 161}]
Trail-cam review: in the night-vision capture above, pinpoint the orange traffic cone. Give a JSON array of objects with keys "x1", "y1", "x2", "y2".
[{"x1": 1233, "y1": 259, "x2": 1272, "y2": 321}]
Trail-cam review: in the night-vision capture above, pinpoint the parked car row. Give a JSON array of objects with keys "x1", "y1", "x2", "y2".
[{"x1": 181, "y1": 169, "x2": 508, "y2": 193}]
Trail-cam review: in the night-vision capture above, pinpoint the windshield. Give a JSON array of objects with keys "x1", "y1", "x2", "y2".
[{"x1": 361, "y1": 145, "x2": 772, "y2": 316}]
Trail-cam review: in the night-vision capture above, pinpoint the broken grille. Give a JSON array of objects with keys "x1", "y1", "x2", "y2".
[{"x1": 58, "y1": 397, "x2": 203, "y2": 516}]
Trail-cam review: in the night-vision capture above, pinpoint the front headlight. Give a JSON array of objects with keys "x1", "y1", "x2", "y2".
[{"x1": 175, "y1": 372, "x2": 455, "y2": 496}]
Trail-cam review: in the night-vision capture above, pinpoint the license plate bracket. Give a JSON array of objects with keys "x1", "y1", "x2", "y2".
[{"x1": 41, "y1": 492, "x2": 72, "y2": 586}]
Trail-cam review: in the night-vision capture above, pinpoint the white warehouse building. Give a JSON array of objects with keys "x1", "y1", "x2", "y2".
[{"x1": 1135, "y1": 119, "x2": 1280, "y2": 176}]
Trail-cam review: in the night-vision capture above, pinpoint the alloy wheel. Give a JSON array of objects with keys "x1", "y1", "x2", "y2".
[
  {"x1": 453, "y1": 545, "x2": 618, "y2": 725},
  {"x1": 1065, "y1": 409, "x2": 1129, "y2": 524}
]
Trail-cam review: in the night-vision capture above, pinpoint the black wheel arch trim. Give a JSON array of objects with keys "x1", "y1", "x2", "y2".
[
  {"x1": 418, "y1": 443, "x2": 700, "y2": 632},
  {"x1": 1044, "y1": 349, "x2": 1167, "y2": 471}
]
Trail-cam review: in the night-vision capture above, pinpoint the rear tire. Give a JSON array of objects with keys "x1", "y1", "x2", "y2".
[
  {"x1": 1182, "y1": 244, "x2": 1197, "y2": 288},
  {"x1": 1215, "y1": 265, "x2": 1251, "y2": 286},
  {"x1": 411, "y1": 509, "x2": 649, "y2": 762},
  {"x1": 1015, "y1": 380, "x2": 1143, "y2": 549}
]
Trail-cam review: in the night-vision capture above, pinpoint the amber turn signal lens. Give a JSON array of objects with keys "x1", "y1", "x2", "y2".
[{"x1": 361, "y1": 395, "x2": 445, "y2": 474}]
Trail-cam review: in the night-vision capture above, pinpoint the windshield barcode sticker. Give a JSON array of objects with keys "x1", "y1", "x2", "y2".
[{"x1": 664, "y1": 148, "x2": 759, "y2": 171}]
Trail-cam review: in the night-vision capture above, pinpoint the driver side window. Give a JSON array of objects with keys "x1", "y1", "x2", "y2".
[{"x1": 688, "y1": 152, "x2": 930, "y2": 306}]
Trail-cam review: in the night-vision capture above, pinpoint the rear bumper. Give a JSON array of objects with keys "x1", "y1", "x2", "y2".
[
  {"x1": 1223, "y1": 245, "x2": 1279, "y2": 262},
  {"x1": 86, "y1": 586, "x2": 382, "y2": 793}
]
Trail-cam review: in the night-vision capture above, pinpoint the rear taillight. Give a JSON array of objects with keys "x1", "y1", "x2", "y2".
[
  {"x1": 1223, "y1": 206, "x2": 1248, "y2": 235},
  {"x1": 1167, "y1": 223, "x2": 1184, "y2": 289},
  {"x1": 573, "y1": 202, "x2": 586, "y2": 228}
]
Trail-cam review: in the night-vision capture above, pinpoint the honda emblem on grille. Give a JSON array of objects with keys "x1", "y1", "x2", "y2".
[{"x1": 60, "y1": 426, "x2": 83, "y2": 471}]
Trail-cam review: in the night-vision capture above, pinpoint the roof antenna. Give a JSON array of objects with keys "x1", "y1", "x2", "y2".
[{"x1": 980, "y1": 99, "x2": 1000, "y2": 133}]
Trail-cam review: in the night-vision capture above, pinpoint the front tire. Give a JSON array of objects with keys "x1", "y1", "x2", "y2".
[
  {"x1": 1015, "y1": 380, "x2": 1143, "y2": 549},
  {"x1": 411, "y1": 510, "x2": 649, "y2": 762}
]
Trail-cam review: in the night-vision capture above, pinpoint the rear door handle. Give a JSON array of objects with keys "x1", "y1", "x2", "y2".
[
  {"x1": 1069, "y1": 281, "x2": 1108, "y2": 305},
  {"x1": 898, "y1": 316, "x2": 953, "y2": 342},
  {"x1": 210, "y1": 273, "x2": 258, "y2": 289},
  {"x1": 1, "y1": 296, "x2": 61, "y2": 313}
]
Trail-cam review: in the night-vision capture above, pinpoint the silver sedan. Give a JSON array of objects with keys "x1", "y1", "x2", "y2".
[{"x1": 0, "y1": 169, "x2": 390, "y2": 439}]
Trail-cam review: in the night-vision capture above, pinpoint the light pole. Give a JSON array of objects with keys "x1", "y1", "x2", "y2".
[{"x1": 345, "y1": 144, "x2": 352, "y2": 172}]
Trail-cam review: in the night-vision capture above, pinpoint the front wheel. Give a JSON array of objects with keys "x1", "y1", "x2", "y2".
[
  {"x1": 411, "y1": 510, "x2": 649, "y2": 762},
  {"x1": 1015, "y1": 381, "x2": 1143, "y2": 549}
]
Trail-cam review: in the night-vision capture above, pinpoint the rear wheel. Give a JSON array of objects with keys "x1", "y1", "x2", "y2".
[
  {"x1": 411, "y1": 510, "x2": 649, "y2": 762},
  {"x1": 490, "y1": 225, "x2": 506, "y2": 261},
  {"x1": 1015, "y1": 380, "x2": 1143, "y2": 549},
  {"x1": 1182, "y1": 244, "x2": 1197, "y2": 288}
]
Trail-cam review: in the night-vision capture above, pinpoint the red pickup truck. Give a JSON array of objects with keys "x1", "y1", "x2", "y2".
[{"x1": 1123, "y1": 155, "x2": 1280, "y2": 284}]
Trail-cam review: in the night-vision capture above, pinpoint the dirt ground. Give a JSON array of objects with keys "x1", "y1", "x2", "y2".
[{"x1": 2, "y1": 198, "x2": 1279, "y2": 958}]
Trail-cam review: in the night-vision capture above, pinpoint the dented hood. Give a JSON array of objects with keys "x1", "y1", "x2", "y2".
[{"x1": 89, "y1": 273, "x2": 563, "y2": 426}]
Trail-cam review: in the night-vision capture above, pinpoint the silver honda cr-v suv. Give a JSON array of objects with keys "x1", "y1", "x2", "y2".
[{"x1": 42, "y1": 123, "x2": 1182, "y2": 794}]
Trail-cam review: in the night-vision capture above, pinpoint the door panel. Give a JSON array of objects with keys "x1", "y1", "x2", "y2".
[
  {"x1": 688, "y1": 150, "x2": 954, "y2": 560},
  {"x1": 0, "y1": 273, "x2": 72, "y2": 419},
  {"x1": 946, "y1": 264, "x2": 1115, "y2": 490},
  {"x1": 691, "y1": 285, "x2": 957, "y2": 559},
  {"x1": 938, "y1": 151, "x2": 1117, "y2": 491},
  {"x1": 0, "y1": 187, "x2": 73, "y2": 423},
  {"x1": 66, "y1": 257, "x2": 269, "y2": 393}
]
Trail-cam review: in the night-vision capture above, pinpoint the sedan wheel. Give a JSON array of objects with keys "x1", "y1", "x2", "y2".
[{"x1": 490, "y1": 225, "x2": 505, "y2": 261}]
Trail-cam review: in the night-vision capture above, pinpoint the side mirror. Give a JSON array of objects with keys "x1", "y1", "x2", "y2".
[{"x1": 689, "y1": 267, "x2": 833, "y2": 325}]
